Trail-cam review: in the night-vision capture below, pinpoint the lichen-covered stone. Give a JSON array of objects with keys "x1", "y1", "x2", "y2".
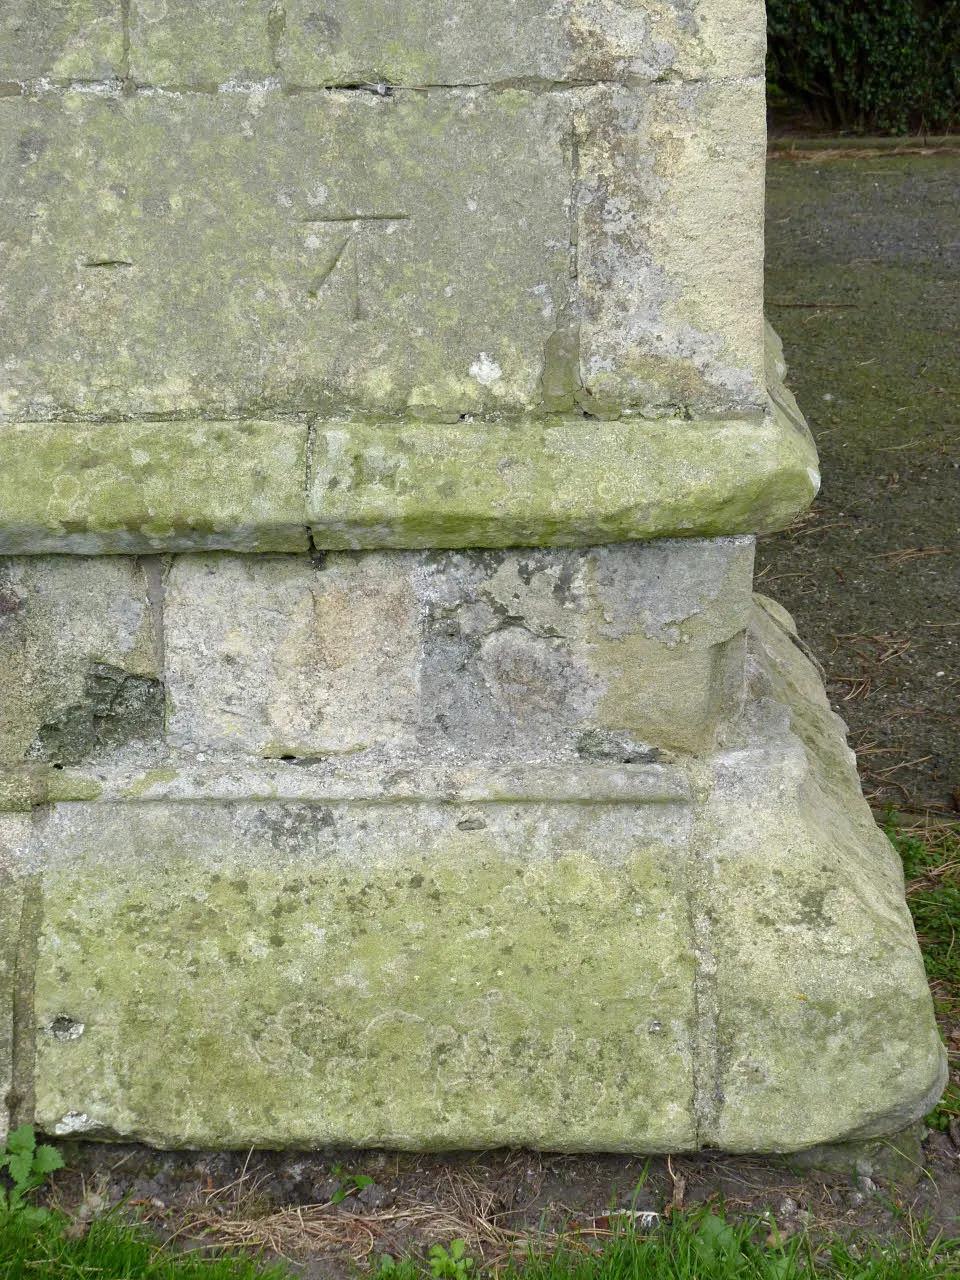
[
  {"x1": 0, "y1": 421, "x2": 309, "y2": 554},
  {"x1": 161, "y1": 540, "x2": 752, "y2": 760},
  {"x1": 697, "y1": 599, "x2": 947, "y2": 1149},
  {"x1": 0, "y1": 89, "x2": 572, "y2": 421},
  {"x1": 0, "y1": 1, "x2": 122, "y2": 85},
  {"x1": 0, "y1": 558, "x2": 159, "y2": 767},
  {"x1": 0, "y1": 77, "x2": 766, "y2": 424},
  {"x1": 30, "y1": 800, "x2": 697, "y2": 1150},
  {"x1": 276, "y1": 0, "x2": 766, "y2": 88},
  {"x1": 0, "y1": 397, "x2": 818, "y2": 554},
  {"x1": 0, "y1": 594, "x2": 943, "y2": 1151},
  {"x1": 1, "y1": 0, "x2": 766, "y2": 92},
  {"x1": 307, "y1": 402, "x2": 819, "y2": 547},
  {"x1": 128, "y1": 0, "x2": 275, "y2": 90}
]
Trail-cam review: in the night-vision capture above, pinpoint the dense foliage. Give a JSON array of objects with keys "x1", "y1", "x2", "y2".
[{"x1": 767, "y1": 0, "x2": 960, "y2": 134}]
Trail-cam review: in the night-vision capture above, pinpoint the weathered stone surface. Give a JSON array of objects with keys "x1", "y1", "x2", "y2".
[
  {"x1": 308, "y1": 400, "x2": 818, "y2": 548},
  {"x1": 0, "y1": 1, "x2": 122, "y2": 85},
  {"x1": 164, "y1": 554, "x2": 422, "y2": 757},
  {"x1": 575, "y1": 79, "x2": 766, "y2": 418},
  {"x1": 1, "y1": 0, "x2": 765, "y2": 91},
  {"x1": 30, "y1": 799, "x2": 697, "y2": 1150},
  {"x1": 0, "y1": 89, "x2": 572, "y2": 421},
  {"x1": 160, "y1": 540, "x2": 752, "y2": 761},
  {"x1": 0, "y1": 401, "x2": 818, "y2": 555},
  {"x1": 0, "y1": 558, "x2": 158, "y2": 768},
  {"x1": 1, "y1": 592, "x2": 942, "y2": 1151},
  {"x1": 0, "y1": 421, "x2": 309, "y2": 554},
  {"x1": 276, "y1": 0, "x2": 767, "y2": 87},
  {"x1": 1, "y1": 78, "x2": 763, "y2": 423},
  {"x1": 128, "y1": 0, "x2": 275, "y2": 89},
  {"x1": 698, "y1": 599, "x2": 947, "y2": 1149}
]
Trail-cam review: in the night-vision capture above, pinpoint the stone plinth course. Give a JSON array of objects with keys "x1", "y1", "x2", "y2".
[{"x1": 0, "y1": 0, "x2": 945, "y2": 1153}]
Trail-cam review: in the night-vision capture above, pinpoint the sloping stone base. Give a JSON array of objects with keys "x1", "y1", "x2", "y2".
[{"x1": 1, "y1": 584, "x2": 944, "y2": 1152}]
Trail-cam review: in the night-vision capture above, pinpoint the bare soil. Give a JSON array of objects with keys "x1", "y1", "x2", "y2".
[{"x1": 41, "y1": 1134, "x2": 960, "y2": 1275}]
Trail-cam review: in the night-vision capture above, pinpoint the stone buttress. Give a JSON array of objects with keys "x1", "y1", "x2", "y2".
[{"x1": 0, "y1": 0, "x2": 945, "y2": 1151}]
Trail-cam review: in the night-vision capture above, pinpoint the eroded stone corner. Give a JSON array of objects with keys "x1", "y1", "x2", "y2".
[{"x1": 687, "y1": 601, "x2": 946, "y2": 1152}]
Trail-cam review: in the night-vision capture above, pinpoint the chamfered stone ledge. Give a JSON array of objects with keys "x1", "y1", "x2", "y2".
[{"x1": 0, "y1": 402, "x2": 818, "y2": 554}]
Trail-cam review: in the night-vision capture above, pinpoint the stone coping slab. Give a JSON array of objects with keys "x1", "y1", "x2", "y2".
[{"x1": 0, "y1": 402, "x2": 819, "y2": 554}]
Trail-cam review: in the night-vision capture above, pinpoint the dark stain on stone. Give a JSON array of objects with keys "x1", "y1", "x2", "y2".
[
  {"x1": 576, "y1": 729, "x2": 661, "y2": 765},
  {"x1": 30, "y1": 662, "x2": 165, "y2": 766},
  {"x1": 17, "y1": 129, "x2": 47, "y2": 164},
  {"x1": 0, "y1": 586, "x2": 24, "y2": 632},
  {"x1": 457, "y1": 817, "x2": 487, "y2": 831}
]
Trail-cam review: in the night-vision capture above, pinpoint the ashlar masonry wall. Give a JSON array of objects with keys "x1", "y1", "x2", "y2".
[{"x1": 0, "y1": 1, "x2": 945, "y2": 1152}]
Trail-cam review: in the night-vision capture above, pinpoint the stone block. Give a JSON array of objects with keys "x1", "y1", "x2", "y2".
[
  {"x1": 128, "y1": 0, "x2": 275, "y2": 89},
  {"x1": 164, "y1": 554, "x2": 422, "y2": 757},
  {"x1": 0, "y1": 89, "x2": 571, "y2": 422},
  {"x1": 158, "y1": 539, "x2": 751, "y2": 761},
  {"x1": 30, "y1": 799, "x2": 696, "y2": 1149},
  {"x1": 276, "y1": 0, "x2": 766, "y2": 88},
  {"x1": 0, "y1": 1, "x2": 122, "y2": 85},
  {"x1": 0, "y1": 558, "x2": 159, "y2": 768},
  {"x1": 575, "y1": 79, "x2": 766, "y2": 418},
  {"x1": 697, "y1": 599, "x2": 947, "y2": 1149},
  {"x1": 0, "y1": 77, "x2": 764, "y2": 424},
  {"x1": 306, "y1": 398, "x2": 818, "y2": 549},
  {"x1": 413, "y1": 540, "x2": 754, "y2": 758},
  {"x1": 0, "y1": 399, "x2": 820, "y2": 555}
]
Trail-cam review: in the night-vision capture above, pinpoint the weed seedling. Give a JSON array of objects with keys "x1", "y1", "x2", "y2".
[
  {"x1": 0, "y1": 1123, "x2": 64, "y2": 1224},
  {"x1": 428, "y1": 1239, "x2": 475, "y2": 1280},
  {"x1": 330, "y1": 1162, "x2": 374, "y2": 1204}
]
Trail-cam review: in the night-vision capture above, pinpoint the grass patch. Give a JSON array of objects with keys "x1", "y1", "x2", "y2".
[
  {"x1": 374, "y1": 1214, "x2": 960, "y2": 1280},
  {"x1": 0, "y1": 1210, "x2": 289, "y2": 1279},
  {"x1": 884, "y1": 812, "x2": 960, "y2": 1131},
  {"x1": 3, "y1": 1210, "x2": 959, "y2": 1280}
]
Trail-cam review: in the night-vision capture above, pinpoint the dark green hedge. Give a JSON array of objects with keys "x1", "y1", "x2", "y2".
[{"x1": 766, "y1": 1, "x2": 960, "y2": 134}]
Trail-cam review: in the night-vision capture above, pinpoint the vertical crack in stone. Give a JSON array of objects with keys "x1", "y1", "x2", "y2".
[
  {"x1": 540, "y1": 104, "x2": 586, "y2": 415},
  {"x1": 139, "y1": 555, "x2": 168, "y2": 694},
  {"x1": 267, "y1": 1, "x2": 287, "y2": 75},
  {"x1": 304, "y1": 417, "x2": 318, "y2": 554},
  {"x1": 568, "y1": 101, "x2": 580, "y2": 302},
  {"x1": 687, "y1": 765, "x2": 722, "y2": 1148},
  {"x1": 119, "y1": 0, "x2": 132, "y2": 87},
  {"x1": 8, "y1": 872, "x2": 42, "y2": 1131}
]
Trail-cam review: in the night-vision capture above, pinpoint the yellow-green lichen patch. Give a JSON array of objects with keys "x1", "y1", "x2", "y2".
[
  {"x1": 308, "y1": 405, "x2": 819, "y2": 548},
  {"x1": 0, "y1": 0, "x2": 122, "y2": 83},
  {"x1": 0, "y1": 421, "x2": 309, "y2": 554},
  {"x1": 120, "y1": 769, "x2": 181, "y2": 801},
  {"x1": 31, "y1": 800, "x2": 696, "y2": 1150}
]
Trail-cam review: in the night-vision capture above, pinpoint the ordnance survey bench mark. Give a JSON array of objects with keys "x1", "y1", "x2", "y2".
[{"x1": 301, "y1": 211, "x2": 411, "y2": 321}]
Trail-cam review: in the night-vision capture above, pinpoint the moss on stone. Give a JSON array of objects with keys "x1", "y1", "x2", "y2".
[{"x1": 31, "y1": 804, "x2": 696, "y2": 1150}]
